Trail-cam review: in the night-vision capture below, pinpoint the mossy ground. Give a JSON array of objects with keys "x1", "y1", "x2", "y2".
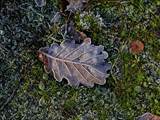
[{"x1": 0, "y1": 0, "x2": 160, "y2": 120}]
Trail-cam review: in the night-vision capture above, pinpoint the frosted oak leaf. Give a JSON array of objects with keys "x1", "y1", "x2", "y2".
[{"x1": 38, "y1": 39, "x2": 111, "y2": 87}]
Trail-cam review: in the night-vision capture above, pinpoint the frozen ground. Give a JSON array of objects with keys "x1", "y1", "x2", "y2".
[{"x1": 0, "y1": 0, "x2": 160, "y2": 119}]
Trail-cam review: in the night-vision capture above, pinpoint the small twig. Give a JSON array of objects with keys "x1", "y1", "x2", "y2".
[
  {"x1": 43, "y1": 33, "x2": 62, "y2": 43},
  {"x1": 29, "y1": 6, "x2": 44, "y2": 18},
  {"x1": 50, "y1": 37, "x2": 62, "y2": 43}
]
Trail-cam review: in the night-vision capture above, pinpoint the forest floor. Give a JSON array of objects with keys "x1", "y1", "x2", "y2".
[{"x1": 0, "y1": 0, "x2": 160, "y2": 120}]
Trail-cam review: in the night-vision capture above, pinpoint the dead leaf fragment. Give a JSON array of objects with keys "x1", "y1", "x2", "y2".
[
  {"x1": 39, "y1": 40, "x2": 111, "y2": 87},
  {"x1": 65, "y1": 0, "x2": 89, "y2": 12},
  {"x1": 137, "y1": 113, "x2": 160, "y2": 120},
  {"x1": 130, "y1": 40, "x2": 144, "y2": 54},
  {"x1": 35, "y1": 0, "x2": 46, "y2": 7}
]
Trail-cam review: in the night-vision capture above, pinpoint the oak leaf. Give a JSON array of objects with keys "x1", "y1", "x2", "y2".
[{"x1": 38, "y1": 39, "x2": 111, "y2": 87}]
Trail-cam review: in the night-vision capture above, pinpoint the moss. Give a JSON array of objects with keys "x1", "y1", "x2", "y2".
[{"x1": 0, "y1": 0, "x2": 160, "y2": 120}]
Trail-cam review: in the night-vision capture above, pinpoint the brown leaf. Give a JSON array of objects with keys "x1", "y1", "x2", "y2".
[
  {"x1": 39, "y1": 40, "x2": 111, "y2": 87},
  {"x1": 129, "y1": 40, "x2": 144, "y2": 54}
]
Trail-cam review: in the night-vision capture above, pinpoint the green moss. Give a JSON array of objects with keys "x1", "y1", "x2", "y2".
[{"x1": 0, "y1": 0, "x2": 160, "y2": 120}]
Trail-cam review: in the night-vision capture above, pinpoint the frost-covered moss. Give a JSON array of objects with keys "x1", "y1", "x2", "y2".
[{"x1": 0, "y1": 0, "x2": 160, "y2": 120}]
